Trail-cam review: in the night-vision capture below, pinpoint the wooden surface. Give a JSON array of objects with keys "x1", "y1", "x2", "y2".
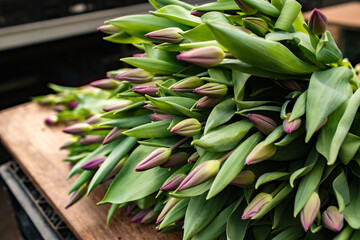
[
  {"x1": 0, "y1": 102, "x2": 182, "y2": 240},
  {"x1": 303, "y1": 2, "x2": 360, "y2": 30}
]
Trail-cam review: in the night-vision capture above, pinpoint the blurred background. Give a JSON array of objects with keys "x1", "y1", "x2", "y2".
[{"x1": 0, "y1": 0, "x2": 359, "y2": 239}]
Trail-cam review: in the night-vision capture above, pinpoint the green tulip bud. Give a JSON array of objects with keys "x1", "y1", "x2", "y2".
[
  {"x1": 248, "y1": 114, "x2": 277, "y2": 135},
  {"x1": 193, "y1": 83, "x2": 227, "y2": 97},
  {"x1": 242, "y1": 193, "x2": 272, "y2": 219},
  {"x1": 283, "y1": 113, "x2": 301, "y2": 133},
  {"x1": 116, "y1": 68, "x2": 154, "y2": 83},
  {"x1": 230, "y1": 170, "x2": 256, "y2": 186},
  {"x1": 177, "y1": 46, "x2": 225, "y2": 67},
  {"x1": 243, "y1": 17, "x2": 268, "y2": 37},
  {"x1": 171, "y1": 76, "x2": 204, "y2": 92},
  {"x1": 301, "y1": 192, "x2": 321, "y2": 232},
  {"x1": 170, "y1": 118, "x2": 202, "y2": 137},
  {"x1": 145, "y1": 27, "x2": 184, "y2": 43},
  {"x1": 135, "y1": 148, "x2": 171, "y2": 171},
  {"x1": 322, "y1": 206, "x2": 344, "y2": 232},
  {"x1": 245, "y1": 142, "x2": 276, "y2": 165}
]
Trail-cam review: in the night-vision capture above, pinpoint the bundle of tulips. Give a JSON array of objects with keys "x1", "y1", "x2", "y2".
[{"x1": 34, "y1": 0, "x2": 360, "y2": 239}]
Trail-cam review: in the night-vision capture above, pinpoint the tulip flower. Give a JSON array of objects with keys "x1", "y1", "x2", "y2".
[
  {"x1": 145, "y1": 27, "x2": 184, "y2": 43},
  {"x1": 301, "y1": 192, "x2": 321, "y2": 232},
  {"x1": 177, "y1": 46, "x2": 225, "y2": 67},
  {"x1": 171, "y1": 76, "x2": 204, "y2": 92},
  {"x1": 79, "y1": 135, "x2": 103, "y2": 145},
  {"x1": 150, "y1": 113, "x2": 173, "y2": 121},
  {"x1": 81, "y1": 156, "x2": 106, "y2": 170},
  {"x1": 193, "y1": 83, "x2": 227, "y2": 97},
  {"x1": 141, "y1": 209, "x2": 158, "y2": 223},
  {"x1": 63, "y1": 123, "x2": 92, "y2": 135},
  {"x1": 67, "y1": 100, "x2": 78, "y2": 109},
  {"x1": 116, "y1": 68, "x2": 154, "y2": 83},
  {"x1": 89, "y1": 79, "x2": 119, "y2": 90},
  {"x1": 309, "y1": 8, "x2": 327, "y2": 36},
  {"x1": 170, "y1": 118, "x2": 202, "y2": 137},
  {"x1": 135, "y1": 148, "x2": 172, "y2": 171},
  {"x1": 280, "y1": 80, "x2": 303, "y2": 91},
  {"x1": 243, "y1": 17, "x2": 268, "y2": 37},
  {"x1": 230, "y1": 170, "x2": 256, "y2": 186},
  {"x1": 102, "y1": 100, "x2": 132, "y2": 112},
  {"x1": 97, "y1": 24, "x2": 120, "y2": 34},
  {"x1": 44, "y1": 115, "x2": 58, "y2": 126},
  {"x1": 132, "y1": 81, "x2": 160, "y2": 97},
  {"x1": 196, "y1": 96, "x2": 223, "y2": 108},
  {"x1": 85, "y1": 114, "x2": 101, "y2": 124},
  {"x1": 283, "y1": 114, "x2": 302, "y2": 133},
  {"x1": 161, "y1": 174, "x2": 187, "y2": 191},
  {"x1": 130, "y1": 209, "x2": 151, "y2": 223},
  {"x1": 161, "y1": 152, "x2": 189, "y2": 168},
  {"x1": 156, "y1": 198, "x2": 181, "y2": 224},
  {"x1": 190, "y1": 11, "x2": 207, "y2": 17},
  {"x1": 188, "y1": 152, "x2": 199, "y2": 163},
  {"x1": 65, "y1": 183, "x2": 87, "y2": 209},
  {"x1": 248, "y1": 114, "x2": 277, "y2": 135},
  {"x1": 103, "y1": 127, "x2": 124, "y2": 145},
  {"x1": 234, "y1": 0, "x2": 257, "y2": 14},
  {"x1": 322, "y1": 206, "x2": 344, "y2": 232},
  {"x1": 242, "y1": 193, "x2": 272, "y2": 219},
  {"x1": 245, "y1": 142, "x2": 277, "y2": 165}
]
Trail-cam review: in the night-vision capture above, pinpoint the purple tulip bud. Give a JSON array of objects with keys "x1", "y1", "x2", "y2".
[
  {"x1": 161, "y1": 174, "x2": 187, "y2": 191},
  {"x1": 170, "y1": 118, "x2": 202, "y2": 137},
  {"x1": 79, "y1": 135, "x2": 103, "y2": 145},
  {"x1": 97, "y1": 24, "x2": 120, "y2": 34},
  {"x1": 141, "y1": 209, "x2": 158, "y2": 224},
  {"x1": 132, "y1": 53, "x2": 147, "y2": 58},
  {"x1": 44, "y1": 115, "x2": 58, "y2": 126},
  {"x1": 194, "y1": 83, "x2": 227, "y2": 97},
  {"x1": 156, "y1": 198, "x2": 181, "y2": 224},
  {"x1": 67, "y1": 100, "x2": 78, "y2": 109},
  {"x1": 280, "y1": 80, "x2": 303, "y2": 91},
  {"x1": 135, "y1": 148, "x2": 172, "y2": 171},
  {"x1": 283, "y1": 114, "x2": 302, "y2": 133},
  {"x1": 81, "y1": 156, "x2": 106, "y2": 170},
  {"x1": 150, "y1": 113, "x2": 173, "y2": 121},
  {"x1": 190, "y1": 10, "x2": 207, "y2": 17},
  {"x1": 188, "y1": 152, "x2": 199, "y2": 163},
  {"x1": 171, "y1": 76, "x2": 204, "y2": 92},
  {"x1": 234, "y1": 0, "x2": 257, "y2": 14},
  {"x1": 60, "y1": 138, "x2": 77, "y2": 149},
  {"x1": 161, "y1": 152, "x2": 189, "y2": 168},
  {"x1": 63, "y1": 123, "x2": 92, "y2": 135},
  {"x1": 102, "y1": 100, "x2": 132, "y2": 112},
  {"x1": 89, "y1": 79, "x2": 119, "y2": 90},
  {"x1": 245, "y1": 142, "x2": 277, "y2": 165},
  {"x1": 178, "y1": 160, "x2": 221, "y2": 191},
  {"x1": 248, "y1": 114, "x2": 277, "y2": 135},
  {"x1": 322, "y1": 206, "x2": 344, "y2": 232},
  {"x1": 131, "y1": 209, "x2": 151, "y2": 223},
  {"x1": 103, "y1": 127, "x2": 124, "y2": 145},
  {"x1": 243, "y1": 17, "x2": 268, "y2": 37},
  {"x1": 102, "y1": 157, "x2": 127, "y2": 183},
  {"x1": 196, "y1": 96, "x2": 223, "y2": 108},
  {"x1": 242, "y1": 193, "x2": 272, "y2": 219},
  {"x1": 126, "y1": 203, "x2": 136, "y2": 216},
  {"x1": 133, "y1": 81, "x2": 160, "y2": 97},
  {"x1": 230, "y1": 170, "x2": 256, "y2": 186},
  {"x1": 65, "y1": 183, "x2": 87, "y2": 209},
  {"x1": 177, "y1": 46, "x2": 225, "y2": 67},
  {"x1": 309, "y1": 8, "x2": 327, "y2": 36},
  {"x1": 116, "y1": 68, "x2": 154, "y2": 83},
  {"x1": 145, "y1": 27, "x2": 184, "y2": 43},
  {"x1": 85, "y1": 114, "x2": 101, "y2": 124},
  {"x1": 301, "y1": 192, "x2": 321, "y2": 232},
  {"x1": 52, "y1": 105, "x2": 65, "y2": 112}
]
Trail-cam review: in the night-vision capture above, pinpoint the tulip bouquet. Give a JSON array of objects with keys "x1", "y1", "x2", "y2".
[{"x1": 34, "y1": 0, "x2": 360, "y2": 239}]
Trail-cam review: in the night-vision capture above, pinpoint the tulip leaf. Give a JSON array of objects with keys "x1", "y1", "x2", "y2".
[
  {"x1": 343, "y1": 178, "x2": 360, "y2": 229},
  {"x1": 339, "y1": 133, "x2": 360, "y2": 165},
  {"x1": 289, "y1": 148, "x2": 318, "y2": 187},
  {"x1": 263, "y1": 126, "x2": 286, "y2": 145},
  {"x1": 138, "y1": 136, "x2": 191, "y2": 148},
  {"x1": 305, "y1": 67, "x2": 351, "y2": 142},
  {"x1": 149, "y1": 0, "x2": 193, "y2": 10},
  {"x1": 106, "y1": 203, "x2": 119, "y2": 225},
  {"x1": 270, "y1": 136, "x2": 311, "y2": 161},
  {"x1": 183, "y1": 191, "x2": 230, "y2": 240},
  {"x1": 275, "y1": 125, "x2": 305, "y2": 147},
  {"x1": 69, "y1": 170, "x2": 94, "y2": 194},
  {"x1": 123, "y1": 120, "x2": 174, "y2": 138},
  {"x1": 204, "y1": 98, "x2": 236, "y2": 134},
  {"x1": 103, "y1": 31, "x2": 142, "y2": 44},
  {"x1": 121, "y1": 57, "x2": 185, "y2": 75},
  {"x1": 192, "y1": 201, "x2": 238, "y2": 240},
  {"x1": 294, "y1": 157, "x2": 325, "y2": 216},
  {"x1": 87, "y1": 136, "x2": 139, "y2": 194},
  {"x1": 316, "y1": 31, "x2": 342, "y2": 64},
  {"x1": 170, "y1": 180, "x2": 213, "y2": 198},
  {"x1": 255, "y1": 172, "x2": 290, "y2": 189},
  {"x1": 207, "y1": 132, "x2": 262, "y2": 199},
  {"x1": 159, "y1": 198, "x2": 189, "y2": 229},
  {"x1": 151, "y1": 5, "x2": 202, "y2": 27},
  {"x1": 234, "y1": 100, "x2": 278, "y2": 109},
  {"x1": 227, "y1": 198, "x2": 249, "y2": 240},
  {"x1": 101, "y1": 145, "x2": 174, "y2": 204},
  {"x1": 232, "y1": 70, "x2": 250, "y2": 102},
  {"x1": 181, "y1": 24, "x2": 215, "y2": 42},
  {"x1": 243, "y1": 0, "x2": 279, "y2": 17},
  {"x1": 99, "y1": 114, "x2": 151, "y2": 128},
  {"x1": 333, "y1": 170, "x2": 350, "y2": 212},
  {"x1": 272, "y1": 224, "x2": 304, "y2": 240},
  {"x1": 193, "y1": 0, "x2": 239, "y2": 11},
  {"x1": 236, "y1": 106, "x2": 282, "y2": 115}
]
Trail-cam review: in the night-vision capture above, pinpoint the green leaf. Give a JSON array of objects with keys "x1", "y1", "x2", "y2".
[
  {"x1": 69, "y1": 170, "x2": 94, "y2": 194},
  {"x1": 272, "y1": 224, "x2": 304, "y2": 240},
  {"x1": 149, "y1": 0, "x2": 193, "y2": 10},
  {"x1": 123, "y1": 120, "x2": 173, "y2": 138},
  {"x1": 316, "y1": 31, "x2": 343, "y2": 64},
  {"x1": 159, "y1": 198, "x2": 189, "y2": 229},
  {"x1": 334, "y1": 226, "x2": 354, "y2": 240},
  {"x1": 99, "y1": 114, "x2": 151, "y2": 128},
  {"x1": 275, "y1": 124, "x2": 305, "y2": 147},
  {"x1": 306, "y1": 67, "x2": 352, "y2": 142},
  {"x1": 100, "y1": 145, "x2": 174, "y2": 204},
  {"x1": 138, "y1": 136, "x2": 191, "y2": 148},
  {"x1": 243, "y1": 0, "x2": 279, "y2": 17},
  {"x1": 227, "y1": 199, "x2": 249, "y2": 240},
  {"x1": 294, "y1": 157, "x2": 325, "y2": 216},
  {"x1": 183, "y1": 191, "x2": 230, "y2": 240},
  {"x1": 255, "y1": 172, "x2": 290, "y2": 189},
  {"x1": 289, "y1": 148, "x2": 318, "y2": 187},
  {"x1": 339, "y1": 133, "x2": 360, "y2": 164},
  {"x1": 333, "y1": 170, "x2": 350, "y2": 212},
  {"x1": 151, "y1": 5, "x2": 201, "y2": 27},
  {"x1": 263, "y1": 125, "x2": 286, "y2": 145},
  {"x1": 181, "y1": 24, "x2": 215, "y2": 42},
  {"x1": 106, "y1": 204, "x2": 119, "y2": 225},
  {"x1": 103, "y1": 31, "x2": 142, "y2": 44},
  {"x1": 204, "y1": 98, "x2": 236, "y2": 134},
  {"x1": 193, "y1": 0, "x2": 239, "y2": 11},
  {"x1": 343, "y1": 178, "x2": 360, "y2": 229},
  {"x1": 207, "y1": 132, "x2": 262, "y2": 199},
  {"x1": 87, "y1": 136, "x2": 138, "y2": 194},
  {"x1": 170, "y1": 180, "x2": 213, "y2": 198},
  {"x1": 236, "y1": 106, "x2": 282, "y2": 115},
  {"x1": 232, "y1": 70, "x2": 250, "y2": 102},
  {"x1": 121, "y1": 57, "x2": 184, "y2": 75}
]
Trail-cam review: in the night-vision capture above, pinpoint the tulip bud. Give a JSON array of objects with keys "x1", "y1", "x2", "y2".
[
  {"x1": 85, "y1": 114, "x2": 101, "y2": 124},
  {"x1": 135, "y1": 148, "x2": 172, "y2": 171},
  {"x1": 126, "y1": 203, "x2": 136, "y2": 216},
  {"x1": 116, "y1": 68, "x2": 154, "y2": 83},
  {"x1": 230, "y1": 170, "x2": 256, "y2": 186},
  {"x1": 40, "y1": 94, "x2": 56, "y2": 104},
  {"x1": 242, "y1": 193, "x2": 272, "y2": 219},
  {"x1": 188, "y1": 152, "x2": 199, "y2": 163},
  {"x1": 170, "y1": 118, "x2": 202, "y2": 137},
  {"x1": 283, "y1": 114, "x2": 301, "y2": 133},
  {"x1": 145, "y1": 27, "x2": 184, "y2": 43},
  {"x1": 245, "y1": 142, "x2": 276, "y2": 165},
  {"x1": 63, "y1": 123, "x2": 92, "y2": 135},
  {"x1": 97, "y1": 24, "x2": 120, "y2": 35},
  {"x1": 44, "y1": 115, "x2": 58, "y2": 126},
  {"x1": 132, "y1": 53, "x2": 146, "y2": 58},
  {"x1": 156, "y1": 198, "x2": 181, "y2": 224},
  {"x1": 103, "y1": 127, "x2": 124, "y2": 145},
  {"x1": 243, "y1": 17, "x2": 268, "y2": 37},
  {"x1": 280, "y1": 80, "x2": 303, "y2": 91},
  {"x1": 193, "y1": 83, "x2": 227, "y2": 97},
  {"x1": 89, "y1": 79, "x2": 119, "y2": 90},
  {"x1": 161, "y1": 174, "x2": 187, "y2": 191},
  {"x1": 141, "y1": 209, "x2": 158, "y2": 224},
  {"x1": 60, "y1": 137, "x2": 77, "y2": 149},
  {"x1": 52, "y1": 105, "x2": 65, "y2": 112},
  {"x1": 103, "y1": 157, "x2": 127, "y2": 182},
  {"x1": 150, "y1": 113, "x2": 173, "y2": 121},
  {"x1": 130, "y1": 209, "x2": 151, "y2": 223},
  {"x1": 301, "y1": 192, "x2": 321, "y2": 232},
  {"x1": 67, "y1": 100, "x2": 78, "y2": 109},
  {"x1": 248, "y1": 114, "x2": 277, "y2": 135},
  {"x1": 177, "y1": 46, "x2": 225, "y2": 67},
  {"x1": 102, "y1": 100, "x2": 132, "y2": 112},
  {"x1": 81, "y1": 156, "x2": 106, "y2": 170},
  {"x1": 234, "y1": 0, "x2": 257, "y2": 14},
  {"x1": 322, "y1": 206, "x2": 344, "y2": 232},
  {"x1": 65, "y1": 183, "x2": 87, "y2": 209},
  {"x1": 161, "y1": 152, "x2": 189, "y2": 168},
  {"x1": 171, "y1": 76, "x2": 204, "y2": 92},
  {"x1": 309, "y1": 8, "x2": 327, "y2": 36},
  {"x1": 178, "y1": 160, "x2": 221, "y2": 191},
  {"x1": 79, "y1": 135, "x2": 103, "y2": 145},
  {"x1": 132, "y1": 81, "x2": 160, "y2": 97},
  {"x1": 196, "y1": 96, "x2": 223, "y2": 108}
]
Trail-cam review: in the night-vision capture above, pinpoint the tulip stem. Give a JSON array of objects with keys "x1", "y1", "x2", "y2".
[
  {"x1": 219, "y1": 149, "x2": 235, "y2": 163},
  {"x1": 270, "y1": 182, "x2": 287, "y2": 197},
  {"x1": 171, "y1": 137, "x2": 191, "y2": 150}
]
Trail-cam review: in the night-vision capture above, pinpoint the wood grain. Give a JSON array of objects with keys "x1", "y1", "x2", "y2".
[{"x1": 0, "y1": 102, "x2": 182, "y2": 240}]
